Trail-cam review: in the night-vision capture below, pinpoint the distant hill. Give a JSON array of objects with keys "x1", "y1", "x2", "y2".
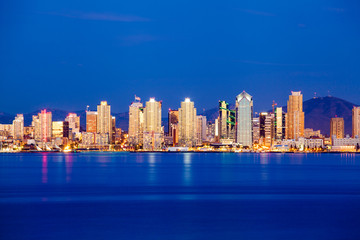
[
  {"x1": 1, "y1": 96, "x2": 358, "y2": 135},
  {"x1": 201, "y1": 96, "x2": 358, "y2": 136}
]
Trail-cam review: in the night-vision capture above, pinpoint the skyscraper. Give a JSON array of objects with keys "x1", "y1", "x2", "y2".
[
  {"x1": 86, "y1": 111, "x2": 97, "y2": 133},
  {"x1": 65, "y1": 113, "x2": 80, "y2": 133},
  {"x1": 264, "y1": 113, "x2": 274, "y2": 147},
  {"x1": 353, "y1": 107, "x2": 360, "y2": 138},
  {"x1": 97, "y1": 101, "x2": 112, "y2": 143},
  {"x1": 235, "y1": 91, "x2": 253, "y2": 148},
  {"x1": 330, "y1": 117, "x2": 344, "y2": 139},
  {"x1": 218, "y1": 100, "x2": 236, "y2": 142},
  {"x1": 285, "y1": 91, "x2": 304, "y2": 140},
  {"x1": 129, "y1": 100, "x2": 144, "y2": 146},
  {"x1": 168, "y1": 109, "x2": 179, "y2": 145},
  {"x1": 178, "y1": 98, "x2": 197, "y2": 147},
  {"x1": 274, "y1": 107, "x2": 286, "y2": 140},
  {"x1": 196, "y1": 115, "x2": 207, "y2": 145},
  {"x1": 12, "y1": 114, "x2": 24, "y2": 140},
  {"x1": 34, "y1": 110, "x2": 52, "y2": 142},
  {"x1": 143, "y1": 98, "x2": 163, "y2": 150}
]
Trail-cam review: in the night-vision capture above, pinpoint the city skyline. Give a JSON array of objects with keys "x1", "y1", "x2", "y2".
[{"x1": 1, "y1": 1, "x2": 360, "y2": 114}]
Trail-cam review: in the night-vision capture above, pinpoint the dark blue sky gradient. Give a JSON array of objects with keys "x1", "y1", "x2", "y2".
[{"x1": 1, "y1": 0, "x2": 359, "y2": 114}]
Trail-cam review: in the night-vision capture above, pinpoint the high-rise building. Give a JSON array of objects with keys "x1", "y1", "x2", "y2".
[
  {"x1": 274, "y1": 107, "x2": 286, "y2": 140},
  {"x1": 143, "y1": 98, "x2": 163, "y2": 150},
  {"x1": 264, "y1": 113, "x2": 274, "y2": 147},
  {"x1": 218, "y1": 101, "x2": 236, "y2": 142},
  {"x1": 196, "y1": 115, "x2": 207, "y2": 145},
  {"x1": 178, "y1": 98, "x2": 197, "y2": 147},
  {"x1": 97, "y1": 101, "x2": 112, "y2": 143},
  {"x1": 12, "y1": 114, "x2": 24, "y2": 140},
  {"x1": 235, "y1": 91, "x2": 253, "y2": 147},
  {"x1": 65, "y1": 113, "x2": 80, "y2": 133},
  {"x1": 330, "y1": 117, "x2": 344, "y2": 139},
  {"x1": 353, "y1": 107, "x2": 360, "y2": 138},
  {"x1": 252, "y1": 117, "x2": 260, "y2": 144},
  {"x1": 86, "y1": 111, "x2": 97, "y2": 133},
  {"x1": 129, "y1": 101, "x2": 144, "y2": 146},
  {"x1": 259, "y1": 112, "x2": 268, "y2": 142},
  {"x1": 168, "y1": 109, "x2": 179, "y2": 145},
  {"x1": 285, "y1": 91, "x2": 304, "y2": 140},
  {"x1": 34, "y1": 110, "x2": 52, "y2": 142}
]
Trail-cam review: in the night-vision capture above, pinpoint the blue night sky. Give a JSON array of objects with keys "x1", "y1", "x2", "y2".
[{"x1": 1, "y1": 0, "x2": 359, "y2": 114}]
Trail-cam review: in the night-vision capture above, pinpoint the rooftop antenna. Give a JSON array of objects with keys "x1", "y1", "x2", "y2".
[{"x1": 86, "y1": 105, "x2": 89, "y2": 112}]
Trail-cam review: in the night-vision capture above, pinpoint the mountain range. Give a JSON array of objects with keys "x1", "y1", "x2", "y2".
[{"x1": 0, "y1": 96, "x2": 358, "y2": 136}]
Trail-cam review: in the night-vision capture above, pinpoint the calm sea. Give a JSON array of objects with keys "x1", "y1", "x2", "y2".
[{"x1": 1, "y1": 152, "x2": 360, "y2": 239}]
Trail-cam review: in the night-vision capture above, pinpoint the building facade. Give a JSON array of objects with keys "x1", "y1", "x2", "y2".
[
  {"x1": 13, "y1": 114, "x2": 24, "y2": 140},
  {"x1": 178, "y1": 98, "x2": 197, "y2": 147},
  {"x1": 353, "y1": 106, "x2": 360, "y2": 138},
  {"x1": 330, "y1": 117, "x2": 344, "y2": 139},
  {"x1": 86, "y1": 111, "x2": 97, "y2": 133},
  {"x1": 143, "y1": 98, "x2": 163, "y2": 150},
  {"x1": 97, "y1": 101, "x2": 112, "y2": 144},
  {"x1": 285, "y1": 91, "x2": 304, "y2": 140},
  {"x1": 235, "y1": 91, "x2": 253, "y2": 147}
]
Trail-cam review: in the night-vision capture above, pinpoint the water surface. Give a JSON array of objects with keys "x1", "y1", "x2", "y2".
[{"x1": 1, "y1": 152, "x2": 360, "y2": 239}]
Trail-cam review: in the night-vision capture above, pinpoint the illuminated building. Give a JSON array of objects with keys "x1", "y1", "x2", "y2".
[
  {"x1": 330, "y1": 117, "x2": 344, "y2": 139},
  {"x1": 12, "y1": 114, "x2": 24, "y2": 140},
  {"x1": 196, "y1": 115, "x2": 207, "y2": 145},
  {"x1": 274, "y1": 107, "x2": 286, "y2": 140},
  {"x1": 178, "y1": 98, "x2": 197, "y2": 147},
  {"x1": 52, "y1": 121, "x2": 64, "y2": 138},
  {"x1": 168, "y1": 109, "x2": 179, "y2": 146},
  {"x1": 65, "y1": 113, "x2": 80, "y2": 133},
  {"x1": 143, "y1": 98, "x2": 163, "y2": 150},
  {"x1": 82, "y1": 132, "x2": 95, "y2": 145},
  {"x1": 332, "y1": 135, "x2": 360, "y2": 151},
  {"x1": 304, "y1": 128, "x2": 323, "y2": 138},
  {"x1": 24, "y1": 126, "x2": 34, "y2": 138},
  {"x1": 97, "y1": 101, "x2": 112, "y2": 144},
  {"x1": 128, "y1": 101, "x2": 144, "y2": 146},
  {"x1": 252, "y1": 117, "x2": 260, "y2": 144},
  {"x1": 32, "y1": 110, "x2": 52, "y2": 142},
  {"x1": 353, "y1": 106, "x2": 360, "y2": 137},
  {"x1": 264, "y1": 113, "x2": 274, "y2": 147},
  {"x1": 235, "y1": 91, "x2": 253, "y2": 147},
  {"x1": 285, "y1": 91, "x2": 304, "y2": 140},
  {"x1": 259, "y1": 112, "x2": 267, "y2": 144},
  {"x1": 218, "y1": 100, "x2": 236, "y2": 142},
  {"x1": 0, "y1": 124, "x2": 13, "y2": 138},
  {"x1": 86, "y1": 111, "x2": 97, "y2": 133},
  {"x1": 206, "y1": 121, "x2": 216, "y2": 142}
]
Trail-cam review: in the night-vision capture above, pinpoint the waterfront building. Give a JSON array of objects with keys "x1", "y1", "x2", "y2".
[
  {"x1": 332, "y1": 135, "x2": 360, "y2": 151},
  {"x1": 304, "y1": 128, "x2": 323, "y2": 138},
  {"x1": 96, "y1": 133, "x2": 110, "y2": 145},
  {"x1": 330, "y1": 117, "x2": 344, "y2": 139},
  {"x1": 82, "y1": 132, "x2": 95, "y2": 145},
  {"x1": 33, "y1": 110, "x2": 52, "y2": 142},
  {"x1": 0, "y1": 124, "x2": 13, "y2": 138},
  {"x1": 218, "y1": 100, "x2": 236, "y2": 143},
  {"x1": 264, "y1": 113, "x2": 274, "y2": 147},
  {"x1": 143, "y1": 98, "x2": 163, "y2": 151},
  {"x1": 252, "y1": 117, "x2": 260, "y2": 144},
  {"x1": 128, "y1": 100, "x2": 144, "y2": 146},
  {"x1": 97, "y1": 101, "x2": 112, "y2": 143},
  {"x1": 235, "y1": 91, "x2": 253, "y2": 147},
  {"x1": 274, "y1": 107, "x2": 286, "y2": 140},
  {"x1": 285, "y1": 91, "x2": 304, "y2": 140},
  {"x1": 12, "y1": 114, "x2": 24, "y2": 140},
  {"x1": 86, "y1": 111, "x2": 97, "y2": 133},
  {"x1": 168, "y1": 109, "x2": 179, "y2": 146},
  {"x1": 178, "y1": 98, "x2": 197, "y2": 147},
  {"x1": 196, "y1": 115, "x2": 207, "y2": 145},
  {"x1": 65, "y1": 113, "x2": 80, "y2": 133},
  {"x1": 353, "y1": 106, "x2": 360, "y2": 137},
  {"x1": 52, "y1": 121, "x2": 64, "y2": 138}
]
